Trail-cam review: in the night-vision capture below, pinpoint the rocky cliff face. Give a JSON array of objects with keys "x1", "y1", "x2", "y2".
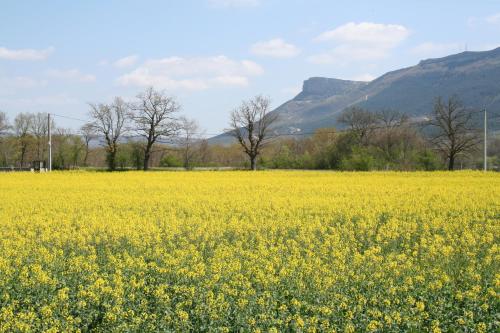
[
  {"x1": 294, "y1": 77, "x2": 368, "y2": 101},
  {"x1": 210, "y1": 47, "x2": 500, "y2": 144}
]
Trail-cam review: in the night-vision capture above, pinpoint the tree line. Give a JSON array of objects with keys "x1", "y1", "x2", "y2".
[{"x1": 0, "y1": 88, "x2": 498, "y2": 171}]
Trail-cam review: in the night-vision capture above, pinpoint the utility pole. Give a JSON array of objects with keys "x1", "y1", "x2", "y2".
[
  {"x1": 484, "y1": 108, "x2": 487, "y2": 172},
  {"x1": 48, "y1": 113, "x2": 52, "y2": 171}
]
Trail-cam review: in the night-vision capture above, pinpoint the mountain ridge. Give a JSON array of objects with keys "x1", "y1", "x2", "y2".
[{"x1": 210, "y1": 47, "x2": 500, "y2": 144}]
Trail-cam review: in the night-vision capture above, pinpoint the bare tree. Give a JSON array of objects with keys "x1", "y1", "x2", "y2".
[
  {"x1": 376, "y1": 109, "x2": 409, "y2": 129},
  {"x1": 337, "y1": 106, "x2": 377, "y2": 143},
  {"x1": 0, "y1": 112, "x2": 12, "y2": 167},
  {"x1": 373, "y1": 109, "x2": 410, "y2": 164},
  {"x1": 80, "y1": 123, "x2": 97, "y2": 167},
  {"x1": 0, "y1": 111, "x2": 10, "y2": 136},
  {"x1": 53, "y1": 128, "x2": 71, "y2": 169},
  {"x1": 179, "y1": 116, "x2": 201, "y2": 169},
  {"x1": 69, "y1": 134, "x2": 84, "y2": 168},
  {"x1": 228, "y1": 95, "x2": 277, "y2": 170},
  {"x1": 14, "y1": 113, "x2": 33, "y2": 168},
  {"x1": 427, "y1": 96, "x2": 480, "y2": 170},
  {"x1": 89, "y1": 97, "x2": 128, "y2": 171},
  {"x1": 197, "y1": 139, "x2": 211, "y2": 166},
  {"x1": 30, "y1": 112, "x2": 53, "y2": 161},
  {"x1": 130, "y1": 87, "x2": 180, "y2": 170}
]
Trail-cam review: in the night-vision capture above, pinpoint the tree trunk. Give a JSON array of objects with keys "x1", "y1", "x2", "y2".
[
  {"x1": 250, "y1": 155, "x2": 257, "y2": 171},
  {"x1": 106, "y1": 143, "x2": 117, "y2": 171},
  {"x1": 20, "y1": 145, "x2": 26, "y2": 168},
  {"x1": 143, "y1": 152, "x2": 150, "y2": 171},
  {"x1": 107, "y1": 151, "x2": 116, "y2": 171},
  {"x1": 83, "y1": 142, "x2": 89, "y2": 167},
  {"x1": 448, "y1": 154, "x2": 455, "y2": 171},
  {"x1": 83, "y1": 150, "x2": 89, "y2": 167},
  {"x1": 143, "y1": 143, "x2": 152, "y2": 171},
  {"x1": 184, "y1": 147, "x2": 190, "y2": 170},
  {"x1": 136, "y1": 156, "x2": 142, "y2": 170}
]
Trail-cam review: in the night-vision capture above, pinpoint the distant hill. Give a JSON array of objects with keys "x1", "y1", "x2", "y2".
[{"x1": 210, "y1": 47, "x2": 500, "y2": 144}]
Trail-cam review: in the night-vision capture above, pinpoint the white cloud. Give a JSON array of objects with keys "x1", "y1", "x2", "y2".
[
  {"x1": 212, "y1": 75, "x2": 249, "y2": 86},
  {"x1": 410, "y1": 42, "x2": 462, "y2": 58},
  {"x1": 308, "y1": 44, "x2": 392, "y2": 64},
  {"x1": 0, "y1": 94, "x2": 78, "y2": 109},
  {"x1": 314, "y1": 22, "x2": 409, "y2": 45},
  {"x1": 485, "y1": 13, "x2": 500, "y2": 24},
  {"x1": 0, "y1": 76, "x2": 48, "y2": 96},
  {"x1": 4, "y1": 77, "x2": 47, "y2": 88},
  {"x1": 117, "y1": 55, "x2": 264, "y2": 91},
  {"x1": 208, "y1": 0, "x2": 259, "y2": 7},
  {"x1": 46, "y1": 68, "x2": 96, "y2": 82},
  {"x1": 31, "y1": 95, "x2": 79, "y2": 106},
  {"x1": 251, "y1": 38, "x2": 300, "y2": 58},
  {"x1": 309, "y1": 22, "x2": 410, "y2": 64},
  {"x1": 0, "y1": 46, "x2": 54, "y2": 61},
  {"x1": 351, "y1": 74, "x2": 376, "y2": 82},
  {"x1": 113, "y1": 55, "x2": 139, "y2": 68}
]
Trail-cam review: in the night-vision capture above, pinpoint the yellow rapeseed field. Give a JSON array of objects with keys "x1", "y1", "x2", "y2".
[{"x1": 0, "y1": 171, "x2": 499, "y2": 332}]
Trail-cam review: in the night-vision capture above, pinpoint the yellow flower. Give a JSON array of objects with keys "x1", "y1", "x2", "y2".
[
  {"x1": 0, "y1": 171, "x2": 497, "y2": 332},
  {"x1": 295, "y1": 316, "x2": 305, "y2": 328},
  {"x1": 476, "y1": 322, "x2": 487, "y2": 333},
  {"x1": 344, "y1": 323, "x2": 355, "y2": 333},
  {"x1": 57, "y1": 287, "x2": 69, "y2": 301},
  {"x1": 176, "y1": 310, "x2": 189, "y2": 322},
  {"x1": 367, "y1": 320, "x2": 381, "y2": 332},
  {"x1": 415, "y1": 301, "x2": 425, "y2": 312}
]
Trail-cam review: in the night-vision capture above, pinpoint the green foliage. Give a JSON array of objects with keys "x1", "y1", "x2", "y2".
[
  {"x1": 416, "y1": 149, "x2": 442, "y2": 171},
  {"x1": 128, "y1": 142, "x2": 144, "y2": 170},
  {"x1": 321, "y1": 132, "x2": 358, "y2": 169},
  {"x1": 115, "y1": 149, "x2": 129, "y2": 170},
  {"x1": 340, "y1": 146, "x2": 379, "y2": 171},
  {"x1": 490, "y1": 156, "x2": 500, "y2": 171},
  {"x1": 160, "y1": 154, "x2": 183, "y2": 167},
  {"x1": 265, "y1": 146, "x2": 314, "y2": 169}
]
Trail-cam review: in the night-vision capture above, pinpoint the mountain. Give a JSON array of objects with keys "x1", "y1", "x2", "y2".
[{"x1": 210, "y1": 47, "x2": 500, "y2": 144}]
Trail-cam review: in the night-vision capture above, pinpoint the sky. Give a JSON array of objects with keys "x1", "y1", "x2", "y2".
[{"x1": 1, "y1": 0, "x2": 500, "y2": 135}]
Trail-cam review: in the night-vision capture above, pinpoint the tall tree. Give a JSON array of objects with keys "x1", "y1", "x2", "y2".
[
  {"x1": 0, "y1": 111, "x2": 12, "y2": 167},
  {"x1": 374, "y1": 109, "x2": 410, "y2": 164},
  {"x1": 228, "y1": 95, "x2": 278, "y2": 170},
  {"x1": 178, "y1": 116, "x2": 200, "y2": 170},
  {"x1": 337, "y1": 106, "x2": 377, "y2": 144},
  {"x1": 427, "y1": 96, "x2": 480, "y2": 170},
  {"x1": 14, "y1": 113, "x2": 33, "y2": 168},
  {"x1": 130, "y1": 87, "x2": 180, "y2": 170},
  {"x1": 0, "y1": 111, "x2": 10, "y2": 136},
  {"x1": 30, "y1": 112, "x2": 53, "y2": 161},
  {"x1": 197, "y1": 139, "x2": 211, "y2": 166},
  {"x1": 69, "y1": 134, "x2": 84, "y2": 168},
  {"x1": 89, "y1": 97, "x2": 128, "y2": 171},
  {"x1": 80, "y1": 123, "x2": 97, "y2": 167},
  {"x1": 53, "y1": 128, "x2": 71, "y2": 169}
]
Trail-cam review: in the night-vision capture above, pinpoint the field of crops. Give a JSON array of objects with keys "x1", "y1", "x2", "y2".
[{"x1": 0, "y1": 171, "x2": 498, "y2": 332}]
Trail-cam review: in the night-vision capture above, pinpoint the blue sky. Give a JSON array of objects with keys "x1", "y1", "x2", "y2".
[{"x1": 1, "y1": 0, "x2": 499, "y2": 134}]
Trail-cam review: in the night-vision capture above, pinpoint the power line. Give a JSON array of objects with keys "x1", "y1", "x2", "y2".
[
  {"x1": 47, "y1": 109, "x2": 500, "y2": 140},
  {"x1": 51, "y1": 113, "x2": 89, "y2": 123}
]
